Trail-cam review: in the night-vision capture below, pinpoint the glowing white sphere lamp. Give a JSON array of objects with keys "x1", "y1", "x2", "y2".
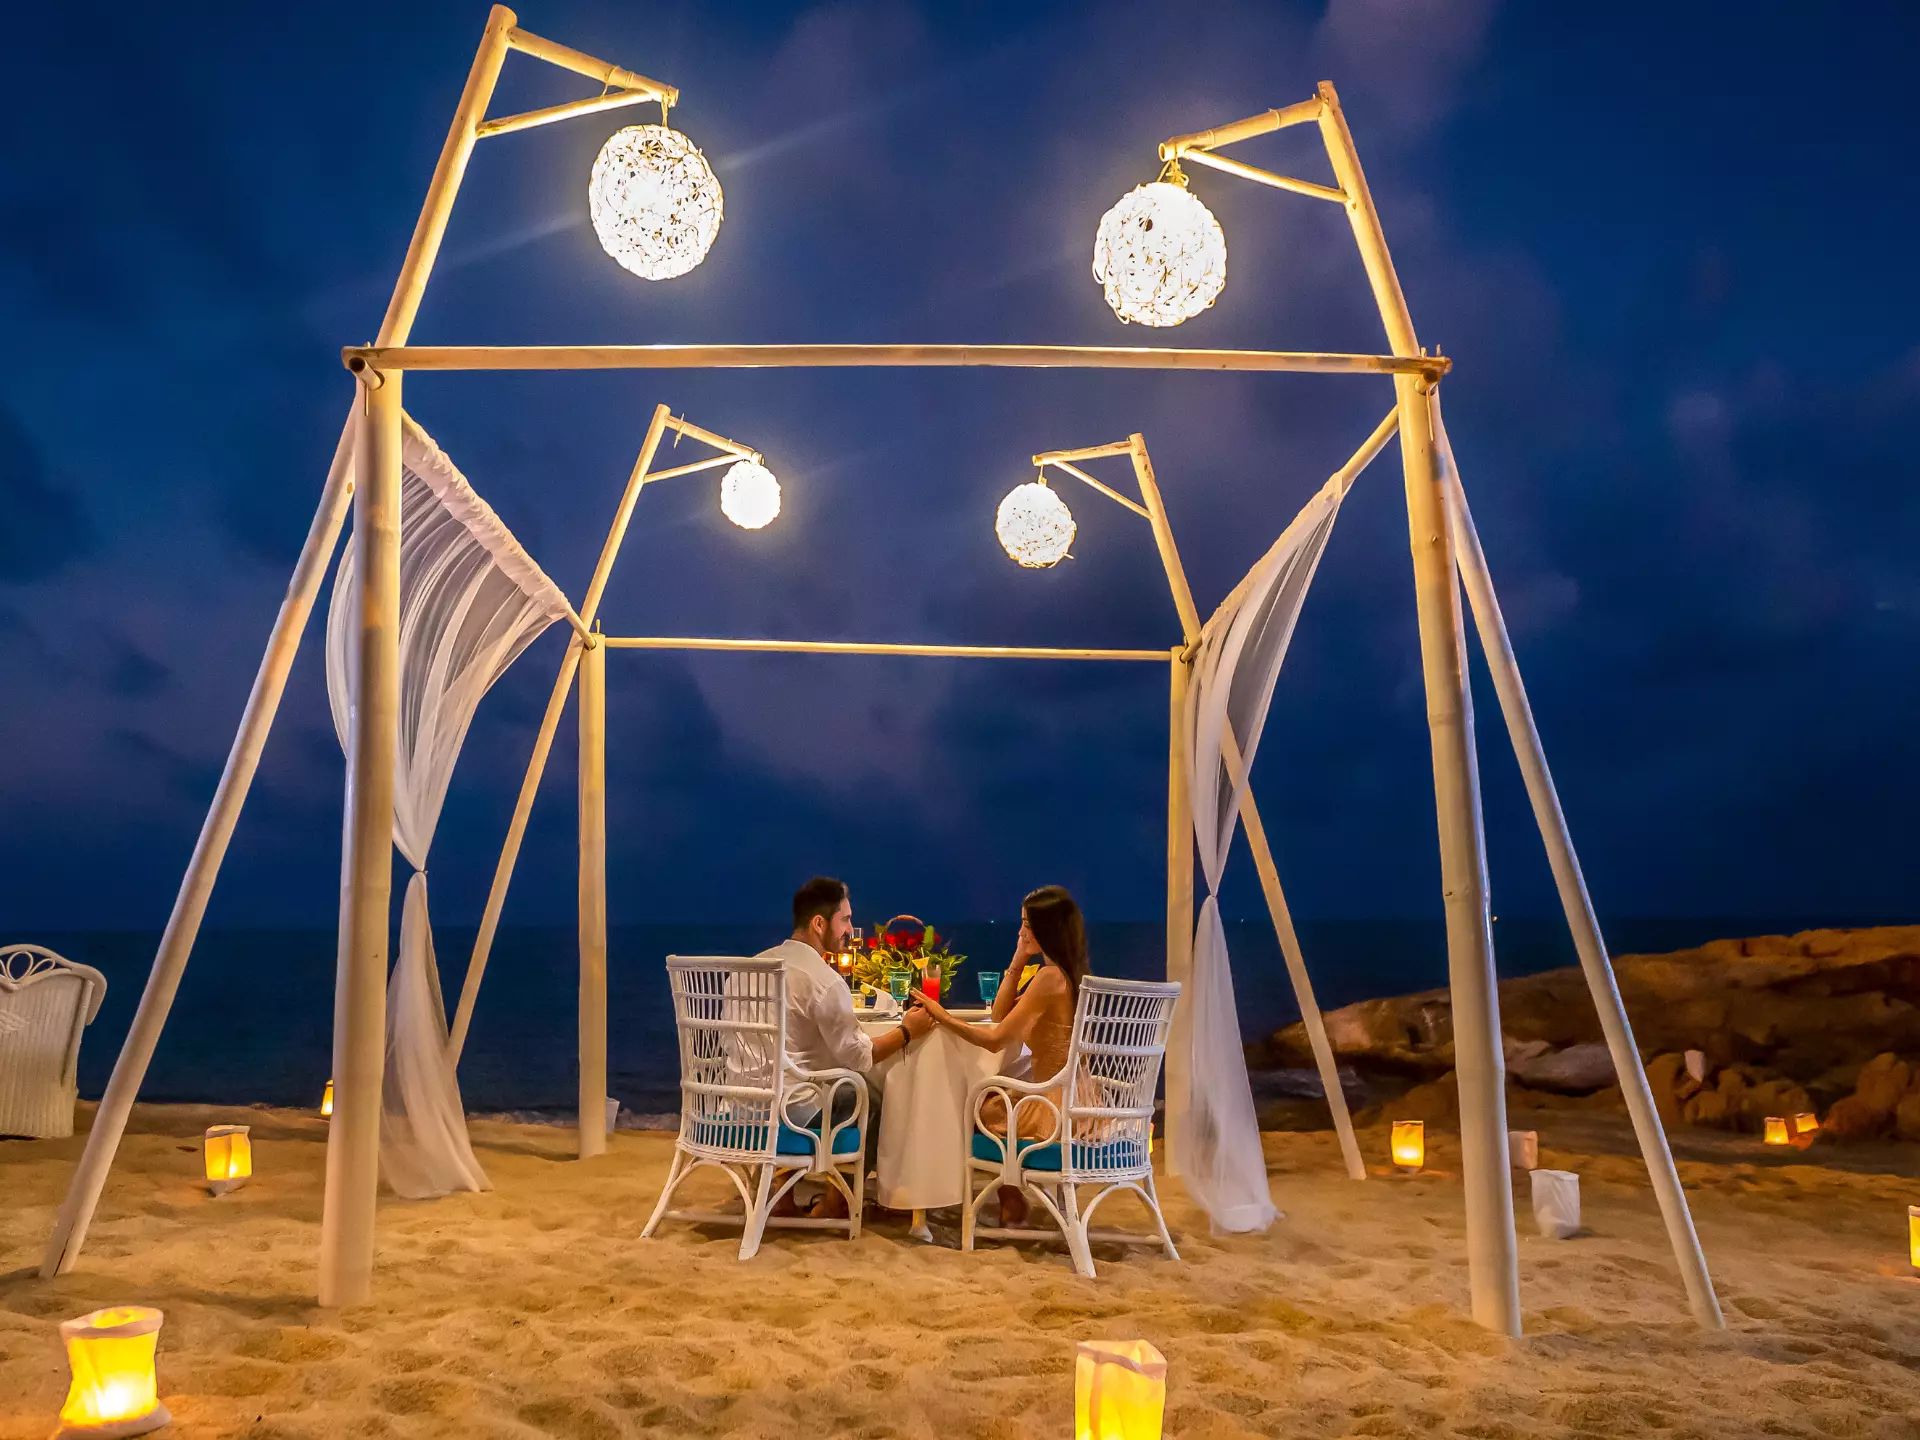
[
  {"x1": 996, "y1": 480, "x2": 1076, "y2": 568},
  {"x1": 588, "y1": 124, "x2": 723, "y2": 280},
  {"x1": 720, "y1": 460, "x2": 781, "y2": 530},
  {"x1": 1091, "y1": 173, "x2": 1226, "y2": 326}
]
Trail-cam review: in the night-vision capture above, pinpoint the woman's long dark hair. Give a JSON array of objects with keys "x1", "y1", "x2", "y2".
[{"x1": 1023, "y1": 884, "x2": 1089, "y2": 998}]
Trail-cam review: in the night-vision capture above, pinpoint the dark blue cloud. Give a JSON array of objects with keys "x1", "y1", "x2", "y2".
[{"x1": 1, "y1": 0, "x2": 1917, "y2": 940}]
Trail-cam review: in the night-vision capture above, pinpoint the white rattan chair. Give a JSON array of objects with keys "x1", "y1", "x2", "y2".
[
  {"x1": 961, "y1": 975, "x2": 1180, "y2": 1278},
  {"x1": 0, "y1": 944, "x2": 107, "y2": 1139},
  {"x1": 642, "y1": 956, "x2": 868, "y2": 1260}
]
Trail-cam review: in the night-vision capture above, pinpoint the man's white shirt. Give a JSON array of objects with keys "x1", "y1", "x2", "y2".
[{"x1": 756, "y1": 937, "x2": 875, "y2": 1121}]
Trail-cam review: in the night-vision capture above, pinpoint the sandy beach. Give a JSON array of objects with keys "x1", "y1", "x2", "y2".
[{"x1": 5, "y1": 1105, "x2": 1919, "y2": 1439}]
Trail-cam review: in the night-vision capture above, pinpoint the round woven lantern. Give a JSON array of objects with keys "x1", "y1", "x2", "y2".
[
  {"x1": 995, "y1": 481, "x2": 1075, "y2": 568},
  {"x1": 588, "y1": 124, "x2": 724, "y2": 281},
  {"x1": 719, "y1": 461, "x2": 781, "y2": 529},
  {"x1": 1091, "y1": 178, "x2": 1226, "y2": 326}
]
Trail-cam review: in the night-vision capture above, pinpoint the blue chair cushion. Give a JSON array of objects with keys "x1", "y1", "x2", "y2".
[
  {"x1": 688, "y1": 1119, "x2": 862, "y2": 1157},
  {"x1": 971, "y1": 1131, "x2": 1146, "y2": 1172},
  {"x1": 781, "y1": 1121, "x2": 863, "y2": 1157}
]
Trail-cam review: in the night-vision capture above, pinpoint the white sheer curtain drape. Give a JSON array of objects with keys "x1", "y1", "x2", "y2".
[
  {"x1": 327, "y1": 414, "x2": 571, "y2": 1198},
  {"x1": 1174, "y1": 474, "x2": 1346, "y2": 1233}
]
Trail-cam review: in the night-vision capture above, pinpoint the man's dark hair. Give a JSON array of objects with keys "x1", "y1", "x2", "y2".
[{"x1": 792, "y1": 876, "x2": 848, "y2": 931}]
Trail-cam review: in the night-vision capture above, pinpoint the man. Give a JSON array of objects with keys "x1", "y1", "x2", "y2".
[{"x1": 758, "y1": 876, "x2": 931, "y2": 1216}]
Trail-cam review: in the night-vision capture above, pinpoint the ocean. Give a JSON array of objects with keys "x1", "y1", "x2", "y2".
[{"x1": 32, "y1": 915, "x2": 1890, "y2": 1119}]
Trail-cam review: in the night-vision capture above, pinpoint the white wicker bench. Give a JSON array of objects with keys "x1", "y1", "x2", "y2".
[{"x1": 0, "y1": 945, "x2": 107, "y2": 1138}]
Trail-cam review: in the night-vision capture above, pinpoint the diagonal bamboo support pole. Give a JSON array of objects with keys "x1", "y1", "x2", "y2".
[
  {"x1": 41, "y1": 3, "x2": 524, "y2": 1284},
  {"x1": 450, "y1": 405, "x2": 673, "y2": 1067},
  {"x1": 1123, "y1": 435, "x2": 1362, "y2": 1177},
  {"x1": 1435, "y1": 410, "x2": 1724, "y2": 1329}
]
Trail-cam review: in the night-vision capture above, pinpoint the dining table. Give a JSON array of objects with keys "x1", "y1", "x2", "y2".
[{"x1": 858, "y1": 1006, "x2": 1010, "y2": 1240}]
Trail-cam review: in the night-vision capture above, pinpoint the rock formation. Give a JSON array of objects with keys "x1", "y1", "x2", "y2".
[{"x1": 1258, "y1": 925, "x2": 1920, "y2": 1139}]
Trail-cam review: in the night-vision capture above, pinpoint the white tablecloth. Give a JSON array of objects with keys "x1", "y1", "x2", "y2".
[{"x1": 860, "y1": 1015, "x2": 1003, "y2": 1210}]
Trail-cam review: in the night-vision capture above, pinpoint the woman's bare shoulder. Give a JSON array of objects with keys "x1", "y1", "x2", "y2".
[{"x1": 1027, "y1": 963, "x2": 1071, "y2": 994}]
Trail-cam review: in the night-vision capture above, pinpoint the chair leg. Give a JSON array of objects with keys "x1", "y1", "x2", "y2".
[
  {"x1": 961, "y1": 1164, "x2": 977, "y2": 1252},
  {"x1": 1059, "y1": 1182, "x2": 1096, "y2": 1280},
  {"x1": 641, "y1": 1148, "x2": 688, "y2": 1239},
  {"x1": 739, "y1": 1164, "x2": 777, "y2": 1261},
  {"x1": 1142, "y1": 1171, "x2": 1180, "y2": 1262}
]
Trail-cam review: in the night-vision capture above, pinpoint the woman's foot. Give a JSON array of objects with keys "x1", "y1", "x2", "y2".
[{"x1": 998, "y1": 1185, "x2": 1029, "y2": 1227}]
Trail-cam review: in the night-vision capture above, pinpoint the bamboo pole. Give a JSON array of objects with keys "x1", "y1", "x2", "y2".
[
  {"x1": 1218, "y1": 728, "x2": 1365, "y2": 1180},
  {"x1": 663, "y1": 414, "x2": 759, "y2": 459},
  {"x1": 1033, "y1": 440, "x2": 1134, "y2": 464},
  {"x1": 1131, "y1": 412, "x2": 1370, "y2": 1178},
  {"x1": 642, "y1": 454, "x2": 743, "y2": 484},
  {"x1": 1159, "y1": 98, "x2": 1327, "y2": 159},
  {"x1": 1189, "y1": 411, "x2": 1405, "y2": 1186},
  {"x1": 1179, "y1": 150, "x2": 1345, "y2": 205},
  {"x1": 449, "y1": 405, "x2": 673, "y2": 1068},
  {"x1": 343, "y1": 343, "x2": 1451, "y2": 380},
  {"x1": 1037, "y1": 460, "x2": 1152, "y2": 519},
  {"x1": 41, "y1": 3, "x2": 520, "y2": 1283},
  {"x1": 476, "y1": 89, "x2": 658, "y2": 139},
  {"x1": 38, "y1": 415, "x2": 358, "y2": 1279},
  {"x1": 1317, "y1": 79, "x2": 1520, "y2": 1335},
  {"x1": 1131, "y1": 441, "x2": 1201, "y2": 1169},
  {"x1": 319, "y1": 371, "x2": 404, "y2": 1307},
  {"x1": 576, "y1": 636, "x2": 608, "y2": 1160},
  {"x1": 1127, "y1": 437, "x2": 1201, "y2": 641},
  {"x1": 447, "y1": 639, "x2": 581, "y2": 1063},
  {"x1": 505, "y1": 25, "x2": 676, "y2": 101},
  {"x1": 602, "y1": 636, "x2": 1169, "y2": 661},
  {"x1": 1436, "y1": 415, "x2": 1724, "y2": 1329},
  {"x1": 1164, "y1": 649, "x2": 1195, "y2": 1168}
]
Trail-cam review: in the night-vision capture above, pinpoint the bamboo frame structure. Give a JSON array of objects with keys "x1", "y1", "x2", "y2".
[
  {"x1": 40, "y1": 3, "x2": 701, "y2": 1293},
  {"x1": 36, "y1": 11, "x2": 1714, "y2": 1338}
]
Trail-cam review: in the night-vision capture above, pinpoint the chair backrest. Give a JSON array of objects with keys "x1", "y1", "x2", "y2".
[
  {"x1": 662, "y1": 956, "x2": 789, "y2": 1161},
  {"x1": 1062, "y1": 975, "x2": 1180, "y2": 1180},
  {"x1": 0, "y1": 945, "x2": 107, "y2": 1093}
]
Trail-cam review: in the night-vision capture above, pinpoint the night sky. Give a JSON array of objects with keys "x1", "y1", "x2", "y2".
[{"x1": 3, "y1": 2, "x2": 1916, "y2": 937}]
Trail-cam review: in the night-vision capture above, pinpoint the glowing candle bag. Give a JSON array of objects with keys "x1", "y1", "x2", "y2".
[
  {"x1": 1390, "y1": 1120, "x2": 1424, "y2": 1171},
  {"x1": 203, "y1": 1124, "x2": 251, "y2": 1195},
  {"x1": 1909, "y1": 1206, "x2": 1919, "y2": 1273},
  {"x1": 1075, "y1": 1340, "x2": 1167, "y2": 1440},
  {"x1": 1531, "y1": 1169, "x2": 1581, "y2": 1240},
  {"x1": 1763, "y1": 1117, "x2": 1791, "y2": 1145},
  {"x1": 320, "y1": 1079, "x2": 334, "y2": 1117},
  {"x1": 57, "y1": 1306, "x2": 170, "y2": 1439}
]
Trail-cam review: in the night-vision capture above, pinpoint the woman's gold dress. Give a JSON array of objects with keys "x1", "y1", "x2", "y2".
[{"x1": 981, "y1": 971, "x2": 1076, "y2": 1140}]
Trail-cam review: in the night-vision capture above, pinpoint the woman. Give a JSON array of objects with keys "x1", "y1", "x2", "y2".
[{"x1": 912, "y1": 884, "x2": 1086, "y2": 1225}]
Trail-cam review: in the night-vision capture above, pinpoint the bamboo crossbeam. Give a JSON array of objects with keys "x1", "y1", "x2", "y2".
[
  {"x1": 664, "y1": 414, "x2": 759, "y2": 459},
  {"x1": 1033, "y1": 440, "x2": 1134, "y2": 465},
  {"x1": 642, "y1": 454, "x2": 739, "y2": 483},
  {"x1": 1042, "y1": 460, "x2": 1151, "y2": 519},
  {"x1": 477, "y1": 89, "x2": 659, "y2": 139},
  {"x1": 505, "y1": 25, "x2": 675, "y2": 102},
  {"x1": 1180, "y1": 149, "x2": 1345, "y2": 204},
  {"x1": 602, "y1": 635, "x2": 1170, "y2": 661},
  {"x1": 1159, "y1": 98, "x2": 1326, "y2": 160},
  {"x1": 343, "y1": 343, "x2": 1450, "y2": 380}
]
